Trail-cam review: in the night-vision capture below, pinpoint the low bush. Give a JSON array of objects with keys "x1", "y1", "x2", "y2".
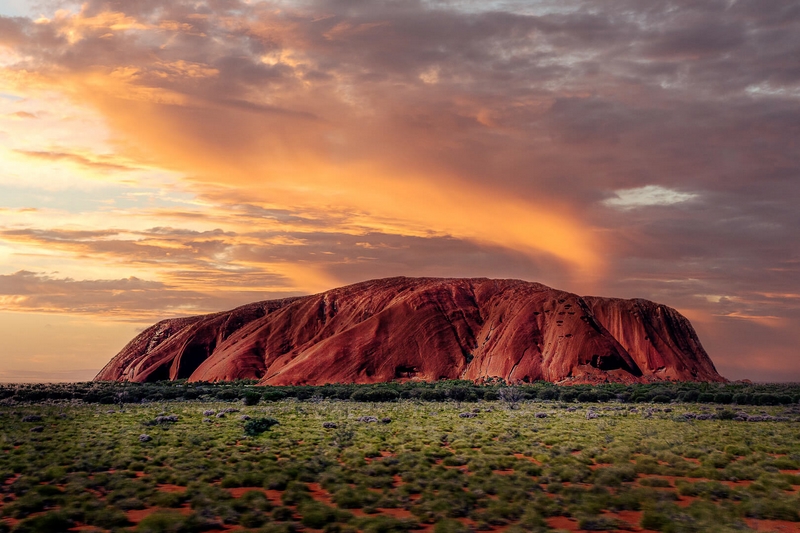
[
  {"x1": 243, "y1": 391, "x2": 262, "y2": 406},
  {"x1": 244, "y1": 417, "x2": 279, "y2": 436}
]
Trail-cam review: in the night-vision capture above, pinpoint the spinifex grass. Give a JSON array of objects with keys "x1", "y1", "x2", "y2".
[{"x1": 0, "y1": 400, "x2": 799, "y2": 532}]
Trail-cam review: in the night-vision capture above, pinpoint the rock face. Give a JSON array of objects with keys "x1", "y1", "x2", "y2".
[{"x1": 95, "y1": 277, "x2": 725, "y2": 385}]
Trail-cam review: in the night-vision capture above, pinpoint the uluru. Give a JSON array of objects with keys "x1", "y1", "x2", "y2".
[{"x1": 95, "y1": 277, "x2": 725, "y2": 385}]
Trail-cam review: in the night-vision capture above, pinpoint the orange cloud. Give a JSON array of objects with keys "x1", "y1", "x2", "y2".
[
  {"x1": 38, "y1": 6, "x2": 151, "y2": 44},
  {"x1": 0, "y1": 2, "x2": 605, "y2": 281},
  {"x1": 58, "y1": 72, "x2": 602, "y2": 279},
  {"x1": 4, "y1": 0, "x2": 800, "y2": 382}
]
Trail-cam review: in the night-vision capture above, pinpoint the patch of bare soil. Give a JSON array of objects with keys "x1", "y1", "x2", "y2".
[
  {"x1": 157, "y1": 483, "x2": 187, "y2": 493},
  {"x1": 674, "y1": 495, "x2": 700, "y2": 508},
  {"x1": 306, "y1": 482, "x2": 335, "y2": 506},
  {"x1": 718, "y1": 479, "x2": 754, "y2": 488},
  {"x1": 226, "y1": 487, "x2": 283, "y2": 504},
  {"x1": 546, "y1": 516, "x2": 579, "y2": 531},
  {"x1": 744, "y1": 518, "x2": 800, "y2": 532},
  {"x1": 3, "y1": 474, "x2": 21, "y2": 486},
  {"x1": 634, "y1": 475, "x2": 675, "y2": 488},
  {"x1": 513, "y1": 453, "x2": 542, "y2": 465},
  {"x1": 126, "y1": 504, "x2": 192, "y2": 524}
]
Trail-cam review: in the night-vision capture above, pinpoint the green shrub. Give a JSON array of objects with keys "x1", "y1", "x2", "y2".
[
  {"x1": 577, "y1": 391, "x2": 599, "y2": 403},
  {"x1": 220, "y1": 476, "x2": 241, "y2": 488},
  {"x1": 244, "y1": 417, "x2": 279, "y2": 436},
  {"x1": 578, "y1": 515, "x2": 620, "y2": 531},
  {"x1": 639, "y1": 478, "x2": 671, "y2": 488},
  {"x1": 216, "y1": 389, "x2": 238, "y2": 401},
  {"x1": 418, "y1": 389, "x2": 446, "y2": 401},
  {"x1": 10, "y1": 511, "x2": 73, "y2": 533},
  {"x1": 483, "y1": 390, "x2": 499, "y2": 401},
  {"x1": 272, "y1": 506, "x2": 294, "y2": 521},
  {"x1": 262, "y1": 390, "x2": 288, "y2": 402},
  {"x1": 433, "y1": 519, "x2": 469, "y2": 533},
  {"x1": 732, "y1": 393, "x2": 751, "y2": 405},
  {"x1": 85, "y1": 506, "x2": 130, "y2": 528},
  {"x1": 334, "y1": 487, "x2": 378, "y2": 509},
  {"x1": 682, "y1": 390, "x2": 700, "y2": 402},
  {"x1": 722, "y1": 444, "x2": 749, "y2": 456},
  {"x1": 716, "y1": 409, "x2": 735, "y2": 420},
  {"x1": 240, "y1": 511, "x2": 268, "y2": 528},
  {"x1": 446, "y1": 387, "x2": 476, "y2": 402},
  {"x1": 243, "y1": 391, "x2": 262, "y2": 406},
  {"x1": 594, "y1": 466, "x2": 636, "y2": 487},
  {"x1": 135, "y1": 510, "x2": 214, "y2": 532},
  {"x1": 149, "y1": 490, "x2": 188, "y2": 508},
  {"x1": 351, "y1": 388, "x2": 400, "y2": 402},
  {"x1": 282, "y1": 481, "x2": 312, "y2": 506},
  {"x1": 559, "y1": 390, "x2": 578, "y2": 403},
  {"x1": 742, "y1": 497, "x2": 800, "y2": 521},
  {"x1": 300, "y1": 501, "x2": 339, "y2": 528},
  {"x1": 358, "y1": 515, "x2": 416, "y2": 533},
  {"x1": 640, "y1": 510, "x2": 669, "y2": 531},
  {"x1": 754, "y1": 394, "x2": 779, "y2": 406},
  {"x1": 713, "y1": 393, "x2": 732, "y2": 404}
]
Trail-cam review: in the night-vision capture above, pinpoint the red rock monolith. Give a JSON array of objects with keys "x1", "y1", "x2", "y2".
[{"x1": 94, "y1": 277, "x2": 725, "y2": 384}]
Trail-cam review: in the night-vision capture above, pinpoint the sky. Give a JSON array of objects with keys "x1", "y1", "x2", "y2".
[{"x1": 0, "y1": 0, "x2": 798, "y2": 383}]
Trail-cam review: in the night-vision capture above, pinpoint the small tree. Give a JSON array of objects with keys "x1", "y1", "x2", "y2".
[
  {"x1": 498, "y1": 386, "x2": 523, "y2": 410},
  {"x1": 332, "y1": 423, "x2": 355, "y2": 450}
]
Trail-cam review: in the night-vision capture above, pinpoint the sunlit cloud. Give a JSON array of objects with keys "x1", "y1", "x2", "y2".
[
  {"x1": 14, "y1": 149, "x2": 140, "y2": 172},
  {"x1": 603, "y1": 185, "x2": 699, "y2": 210},
  {"x1": 1, "y1": 0, "x2": 800, "y2": 380}
]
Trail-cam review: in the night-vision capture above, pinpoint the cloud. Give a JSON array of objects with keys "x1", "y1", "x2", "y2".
[
  {"x1": 1, "y1": 0, "x2": 800, "y2": 380},
  {"x1": 14, "y1": 150, "x2": 139, "y2": 172},
  {"x1": 0, "y1": 270, "x2": 299, "y2": 319},
  {"x1": 603, "y1": 185, "x2": 699, "y2": 210},
  {"x1": 0, "y1": 368, "x2": 99, "y2": 383}
]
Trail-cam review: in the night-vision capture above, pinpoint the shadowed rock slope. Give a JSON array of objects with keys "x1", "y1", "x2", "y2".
[{"x1": 95, "y1": 277, "x2": 725, "y2": 385}]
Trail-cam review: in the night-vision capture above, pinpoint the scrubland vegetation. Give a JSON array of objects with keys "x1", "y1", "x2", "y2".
[
  {"x1": 1, "y1": 383, "x2": 799, "y2": 532},
  {"x1": 2, "y1": 380, "x2": 800, "y2": 407}
]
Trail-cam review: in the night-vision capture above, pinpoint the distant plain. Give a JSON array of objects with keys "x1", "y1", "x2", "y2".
[{"x1": 2, "y1": 383, "x2": 800, "y2": 532}]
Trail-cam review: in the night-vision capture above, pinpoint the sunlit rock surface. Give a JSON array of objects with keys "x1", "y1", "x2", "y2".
[{"x1": 95, "y1": 277, "x2": 725, "y2": 385}]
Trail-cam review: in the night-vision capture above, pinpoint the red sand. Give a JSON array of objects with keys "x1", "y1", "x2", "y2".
[
  {"x1": 307, "y1": 483, "x2": 336, "y2": 506},
  {"x1": 745, "y1": 519, "x2": 800, "y2": 532},
  {"x1": 157, "y1": 483, "x2": 187, "y2": 493},
  {"x1": 513, "y1": 453, "x2": 542, "y2": 465},
  {"x1": 226, "y1": 487, "x2": 283, "y2": 503},
  {"x1": 126, "y1": 504, "x2": 192, "y2": 524},
  {"x1": 675, "y1": 495, "x2": 700, "y2": 508},
  {"x1": 547, "y1": 516, "x2": 579, "y2": 531}
]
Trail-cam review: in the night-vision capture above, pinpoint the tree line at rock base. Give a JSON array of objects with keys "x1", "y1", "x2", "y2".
[{"x1": 1, "y1": 380, "x2": 799, "y2": 406}]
